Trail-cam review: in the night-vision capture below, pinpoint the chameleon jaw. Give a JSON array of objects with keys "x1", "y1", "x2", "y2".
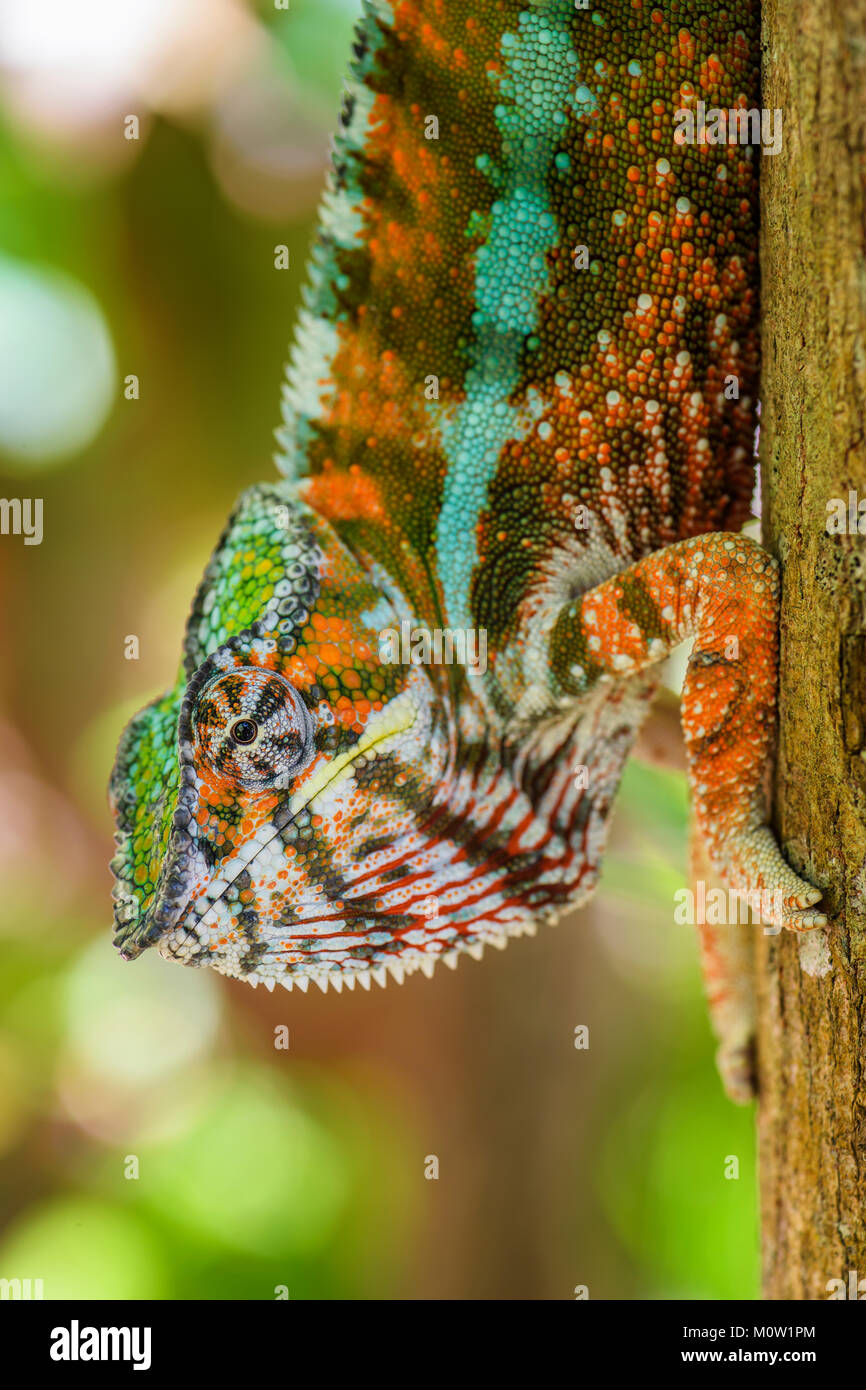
[
  {"x1": 241, "y1": 915, "x2": 542, "y2": 995},
  {"x1": 239, "y1": 882, "x2": 604, "y2": 994},
  {"x1": 150, "y1": 665, "x2": 611, "y2": 991}
]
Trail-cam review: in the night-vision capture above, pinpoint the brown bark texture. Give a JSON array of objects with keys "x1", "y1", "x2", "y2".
[{"x1": 758, "y1": 0, "x2": 866, "y2": 1301}]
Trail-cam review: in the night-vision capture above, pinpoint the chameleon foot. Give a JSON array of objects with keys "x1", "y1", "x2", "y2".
[{"x1": 720, "y1": 826, "x2": 827, "y2": 934}]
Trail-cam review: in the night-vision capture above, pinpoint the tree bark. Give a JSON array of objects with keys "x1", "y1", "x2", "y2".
[{"x1": 758, "y1": 0, "x2": 866, "y2": 1301}]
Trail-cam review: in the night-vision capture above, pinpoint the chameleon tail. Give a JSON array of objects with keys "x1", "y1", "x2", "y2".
[
  {"x1": 690, "y1": 822, "x2": 758, "y2": 1104},
  {"x1": 633, "y1": 693, "x2": 757, "y2": 1101}
]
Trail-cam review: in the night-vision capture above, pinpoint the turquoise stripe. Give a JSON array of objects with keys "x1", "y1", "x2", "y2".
[{"x1": 434, "y1": 1, "x2": 580, "y2": 633}]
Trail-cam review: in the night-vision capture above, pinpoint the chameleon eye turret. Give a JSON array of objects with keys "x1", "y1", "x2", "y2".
[{"x1": 192, "y1": 670, "x2": 315, "y2": 791}]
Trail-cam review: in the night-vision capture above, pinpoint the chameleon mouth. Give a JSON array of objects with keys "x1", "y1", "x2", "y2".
[{"x1": 119, "y1": 693, "x2": 418, "y2": 961}]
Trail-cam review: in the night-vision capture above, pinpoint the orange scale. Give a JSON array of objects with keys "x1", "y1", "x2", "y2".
[{"x1": 318, "y1": 642, "x2": 342, "y2": 667}]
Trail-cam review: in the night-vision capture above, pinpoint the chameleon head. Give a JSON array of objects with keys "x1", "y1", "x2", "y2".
[{"x1": 109, "y1": 483, "x2": 452, "y2": 992}]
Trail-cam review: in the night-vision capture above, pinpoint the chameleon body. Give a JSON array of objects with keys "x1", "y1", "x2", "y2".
[{"x1": 110, "y1": 0, "x2": 825, "y2": 1099}]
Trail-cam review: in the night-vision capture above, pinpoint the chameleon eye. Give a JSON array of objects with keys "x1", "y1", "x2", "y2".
[{"x1": 193, "y1": 669, "x2": 314, "y2": 790}]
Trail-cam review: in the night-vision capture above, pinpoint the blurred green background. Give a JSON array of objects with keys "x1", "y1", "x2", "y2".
[{"x1": 0, "y1": 0, "x2": 757, "y2": 1299}]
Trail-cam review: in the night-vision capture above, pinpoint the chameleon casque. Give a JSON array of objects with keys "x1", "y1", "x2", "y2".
[{"x1": 110, "y1": 0, "x2": 826, "y2": 1101}]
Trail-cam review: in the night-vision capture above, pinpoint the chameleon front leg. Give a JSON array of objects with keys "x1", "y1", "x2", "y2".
[{"x1": 553, "y1": 533, "x2": 826, "y2": 934}]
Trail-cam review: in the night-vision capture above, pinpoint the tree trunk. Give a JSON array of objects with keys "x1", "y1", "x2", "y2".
[{"x1": 757, "y1": 0, "x2": 866, "y2": 1301}]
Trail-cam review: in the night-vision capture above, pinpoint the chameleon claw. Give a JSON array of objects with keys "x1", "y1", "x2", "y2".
[
  {"x1": 784, "y1": 908, "x2": 829, "y2": 932},
  {"x1": 794, "y1": 888, "x2": 823, "y2": 908}
]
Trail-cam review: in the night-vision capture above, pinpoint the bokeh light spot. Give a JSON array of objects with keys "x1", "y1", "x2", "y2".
[
  {"x1": 64, "y1": 939, "x2": 221, "y2": 1088},
  {"x1": 0, "y1": 256, "x2": 115, "y2": 467},
  {"x1": 0, "y1": 1196, "x2": 167, "y2": 1299},
  {"x1": 142, "y1": 1067, "x2": 349, "y2": 1258}
]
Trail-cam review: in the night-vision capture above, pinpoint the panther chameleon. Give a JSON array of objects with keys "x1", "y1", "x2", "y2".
[{"x1": 109, "y1": 0, "x2": 826, "y2": 1102}]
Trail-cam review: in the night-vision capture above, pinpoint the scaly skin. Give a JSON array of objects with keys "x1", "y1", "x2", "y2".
[{"x1": 109, "y1": 0, "x2": 825, "y2": 1098}]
